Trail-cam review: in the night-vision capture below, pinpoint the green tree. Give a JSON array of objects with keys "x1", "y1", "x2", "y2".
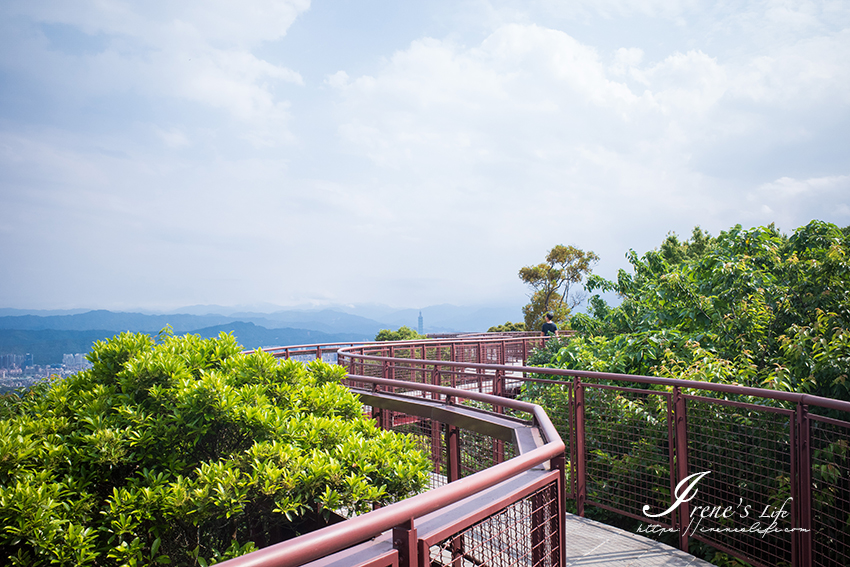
[
  {"x1": 487, "y1": 322, "x2": 527, "y2": 332},
  {"x1": 0, "y1": 331, "x2": 429, "y2": 566},
  {"x1": 658, "y1": 226, "x2": 714, "y2": 265},
  {"x1": 519, "y1": 245, "x2": 599, "y2": 331},
  {"x1": 524, "y1": 221, "x2": 850, "y2": 566},
  {"x1": 557, "y1": 221, "x2": 850, "y2": 401},
  {"x1": 374, "y1": 326, "x2": 425, "y2": 341}
]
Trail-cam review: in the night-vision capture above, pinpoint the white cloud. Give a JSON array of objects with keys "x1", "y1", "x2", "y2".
[
  {"x1": 1, "y1": 1, "x2": 849, "y2": 310},
  {"x1": 7, "y1": 0, "x2": 310, "y2": 46},
  {"x1": 326, "y1": 70, "x2": 350, "y2": 89},
  {"x1": 155, "y1": 127, "x2": 190, "y2": 149},
  {"x1": 1, "y1": 0, "x2": 309, "y2": 146},
  {"x1": 747, "y1": 175, "x2": 850, "y2": 228}
]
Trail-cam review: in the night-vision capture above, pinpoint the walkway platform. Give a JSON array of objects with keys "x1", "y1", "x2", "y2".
[{"x1": 564, "y1": 514, "x2": 713, "y2": 566}]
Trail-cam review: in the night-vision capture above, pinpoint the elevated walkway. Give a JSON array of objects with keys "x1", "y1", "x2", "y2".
[{"x1": 565, "y1": 514, "x2": 712, "y2": 566}]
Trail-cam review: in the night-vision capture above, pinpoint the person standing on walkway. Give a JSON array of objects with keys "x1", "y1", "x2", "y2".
[{"x1": 541, "y1": 312, "x2": 557, "y2": 336}]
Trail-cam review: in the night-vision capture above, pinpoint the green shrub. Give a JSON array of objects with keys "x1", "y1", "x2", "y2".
[{"x1": 0, "y1": 331, "x2": 429, "y2": 566}]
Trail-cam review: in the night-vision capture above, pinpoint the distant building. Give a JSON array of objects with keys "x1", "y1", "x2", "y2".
[
  {"x1": 418, "y1": 311, "x2": 424, "y2": 335},
  {"x1": 63, "y1": 353, "x2": 92, "y2": 371},
  {"x1": 0, "y1": 354, "x2": 24, "y2": 369}
]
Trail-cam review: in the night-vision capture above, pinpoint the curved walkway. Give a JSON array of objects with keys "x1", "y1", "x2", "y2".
[{"x1": 252, "y1": 336, "x2": 850, "y2": 566}]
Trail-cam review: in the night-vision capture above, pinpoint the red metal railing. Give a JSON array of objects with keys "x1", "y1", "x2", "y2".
[
  {"x1": 230, "y1": 335, "x2": 850, "y2": 567},
  {"x1": 335, "y1": 336, "x2": 850, "y2": 567},
  {"x1": 243, "y1": 342, "x2": 368, "y2": 363}
]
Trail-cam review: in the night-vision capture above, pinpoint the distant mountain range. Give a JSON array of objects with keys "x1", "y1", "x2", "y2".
[{"x1": 0, "y1": 304, "x2": 523, "y2": 365}]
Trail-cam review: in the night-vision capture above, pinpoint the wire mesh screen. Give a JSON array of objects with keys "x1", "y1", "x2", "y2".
[
  {"x1": 583, "y1": 385, "x2": 673, "y2": 525},
  {"x1": 685, "y1": 396, "x2": 794, "y2": 567},
  {"x1": 809, "y1": 414, "x2": 850, "y2": 567},
  {"x1": 517, "y1": 380, "x2": 574, "y2": 499},
  {"x1": 504, "y1": 340, "x2": 526, "y2": 364},
  {"x1": 458, "y1": 428, "x2": 516, "y2": 478},
  {"x1": 386, "y1": 411, "x2": 448, "y2": 490},
  {"x1": 428, "y1": 481, "x2": 561, "y2": 567},
  {"x1": 455, "y1": 343, "x2": 480, "y2": 364}
]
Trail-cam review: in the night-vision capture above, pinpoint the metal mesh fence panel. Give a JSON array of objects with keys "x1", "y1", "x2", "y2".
[
  {"x1": 428, "y1": 481, "x2": 561, "y2": 567},
  {"x1": 504, "y1": 340, "x2": 525, "y2": 364},
  {"x1": 810, "y1": 414, "x2": 850, "y2": 567},
  {"x1": 387, "y1": 410, "x2": 448, "y2": 490},
  {"x1": 458, "y1": 428, "x2": 516, "y2": 478},
  {"x1": 685, "y1": 396, "x2": 794, "y2": 567},
  {"x1": 518, "y1": 380, "x2": 574, "y2": 499},
  {"x1": 583, "y1": 385, "x2": 673, "y2": 525}
]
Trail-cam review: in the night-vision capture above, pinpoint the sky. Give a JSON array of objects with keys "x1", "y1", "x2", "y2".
[{"x1": 1, "y1": 0, "x2": 848, "y2": 312}]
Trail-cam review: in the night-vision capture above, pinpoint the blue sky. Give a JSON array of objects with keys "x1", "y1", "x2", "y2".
[{"x1": 1, "y1": 0, "x2": 848, "y2": 312}]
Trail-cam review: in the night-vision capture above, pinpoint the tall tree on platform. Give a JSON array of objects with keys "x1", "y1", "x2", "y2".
[{"x1": 520, "y1": 245, "x2": 599, "y2": 331}]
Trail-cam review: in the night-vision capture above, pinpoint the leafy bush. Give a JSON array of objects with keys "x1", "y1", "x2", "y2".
[{"x1": 0, "y1": 331, "x2": 429, "y2": 566}]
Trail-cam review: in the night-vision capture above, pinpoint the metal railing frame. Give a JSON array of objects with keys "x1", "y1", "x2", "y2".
[
  {"x1": 334, "y1": 336, "x2": 850, "y2": 567},
  {"x1": 229, "y1": 335, "x2": 850, "y2": 567}
]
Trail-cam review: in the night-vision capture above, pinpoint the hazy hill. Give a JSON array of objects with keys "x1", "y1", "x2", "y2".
[
  {"x1": 190, "y1": 322, "x2": 368, "y2": 350},
  {"x1": 0, "y1": 309, "x2": 388, "y2": 336},
  {"x1": 0, "y1": 324, "x2": 371, "y2": 366},
  {"x1": 0, "y1": 310, "x2": 233, "y2": 333},
  {"x1": 0, "y1": 329, "x2": 118, "y2": 365},
  {"x1": 0, "y1": 303, "x2": 524, "y2": 365}
]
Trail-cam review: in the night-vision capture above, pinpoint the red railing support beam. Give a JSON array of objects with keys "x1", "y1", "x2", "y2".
[
  {"x1": 673, "y1": 386, "x2": 689, "y2": 553},
  {"x1": 574, "y1": 376, "x2": 586, "y2": 517},
  {"x1": 796, "y1": 403, "x2": 812, "y2": 567},
  {"x1": 392, "y1": 518, "x2": 417, "y2": 567}
]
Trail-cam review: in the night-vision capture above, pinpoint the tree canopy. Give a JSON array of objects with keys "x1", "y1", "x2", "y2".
[
  {"x1": 374, "y1": 326, "x2": 425, "y2": 341},
  {"x1": 519, "y1": 245, "x2": 599, "y2": 331},
  {"x1": 0, "y1": 331, "x2": 429, "y2": 566},
  {"x1": 542, "y1": 220, "x2": 850, "y2": 403}
]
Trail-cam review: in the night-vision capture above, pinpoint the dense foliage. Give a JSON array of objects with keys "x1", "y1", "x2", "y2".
[
  {"x1": 374, "y1": 326, "x2": 425, "y2": 341},
  {"x1": 487, "y1": 321, "x2": 527, "y2": 332},
  {"x1": 519, "y1": 245, "x2": 599, "y2": 331},
  {"x1": 0, "y1": 331, "x2": 429, "y2": 566},
  {"x1": 537, "y1": 221, "x2": 850, "y2": 402}
]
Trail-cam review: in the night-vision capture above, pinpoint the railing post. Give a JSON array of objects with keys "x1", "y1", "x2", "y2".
[
  {"x1": 796, "y1": 403, "x2": 812, "y2": 567},
  {"x1": 673, "y1": 386, "x2": 689, "y2": 553},
  {"x1": 381, "y1": 359, "x2": 391, "y2": 406},
  {"x1": 346, "y1": 354, "x2": 354, "y2": 377},
  {"x1": 316, "y1": 346, "x2": 321, "y2": 360},
  {"x1": 494, "y1": 367, "x2": 504, "y2": 403},
  {"x1": 431, "y1": 367, "x2": 442, "y2": 474},
  {"x1": 574, "y1": 376, "x2": 586, "y2": 517},
  {"x1": 531, "y1": 490, "x2": 545, "y2": 566},
  {"x1": 446, "y1": 419, "x2": 461, "y2": 483},
  {"x1": 552, "y1": 452, "x2": 567, "y2": 567},
  {"x1": 392, "y1": 518, "x2": 418, "y2": 567}
]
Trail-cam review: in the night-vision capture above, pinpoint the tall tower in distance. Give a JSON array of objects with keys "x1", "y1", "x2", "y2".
[{"x1": 418, "y1": 311, "x2": 424, "y2": 335}]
